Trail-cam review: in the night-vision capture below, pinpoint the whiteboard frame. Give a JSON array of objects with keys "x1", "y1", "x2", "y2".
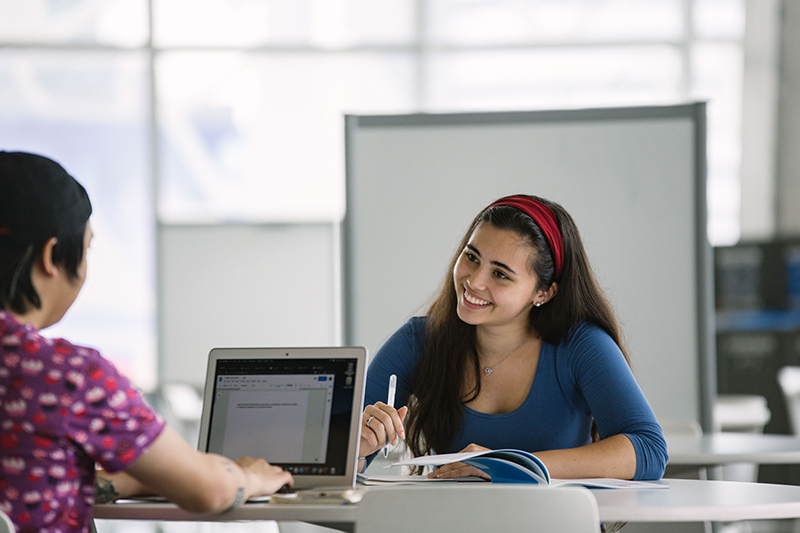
[{"x1": 343, "y1": 104, "x2": 715, "y2": 430}]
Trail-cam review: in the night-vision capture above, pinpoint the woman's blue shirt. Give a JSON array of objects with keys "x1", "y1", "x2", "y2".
[{"x1": 364, "y1": 317, "x2": 668, "y2": 480}]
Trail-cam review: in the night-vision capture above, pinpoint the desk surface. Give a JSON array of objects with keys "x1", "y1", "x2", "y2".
[
  {"x1": 594, "y1": 478, "x2": 800, "y2": 522},
  {"x1": 94, "y1": 499, "x2": 358, "y2": 532},
  {"x1": 93, "y1": 479, "x2": 800, "y2": 525},
  {"x1": 666, "y1": 433, "x2": 800, "y2": 466}
]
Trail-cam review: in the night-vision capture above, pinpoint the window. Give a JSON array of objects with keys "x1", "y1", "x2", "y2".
[
  {"x1": 0, "y1": 48, "x2": 156, "y2": 389},
  {"x1": 0, "y1": 0, "x2": 750, "y2": 388}
]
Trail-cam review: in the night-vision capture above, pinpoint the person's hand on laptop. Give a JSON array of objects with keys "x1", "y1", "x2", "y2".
[
  {"x1": 109, "y1": 426, "x2": 295, "y2": 513},
  {"x1": 235, "y1": 456, "x2": 294, "y2": 497}
]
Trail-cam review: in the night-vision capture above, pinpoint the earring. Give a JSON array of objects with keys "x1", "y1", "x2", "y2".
[{"x1": 535, "y1": 302, "x2": 542, "y2": 307}]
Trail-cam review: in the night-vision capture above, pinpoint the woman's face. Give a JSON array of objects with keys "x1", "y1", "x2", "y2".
[{"x1": 453, "y1": 222, "x2": 546, "y2": 331}]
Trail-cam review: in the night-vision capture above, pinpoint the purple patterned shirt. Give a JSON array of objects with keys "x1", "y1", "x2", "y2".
[{"x1": 0, "y1": 311, "x2": 165, "y2": 533}]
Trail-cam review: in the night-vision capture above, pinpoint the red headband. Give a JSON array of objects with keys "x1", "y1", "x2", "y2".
[{"x1": 487, "y1": 195, "x2": 564, "y2": 280}]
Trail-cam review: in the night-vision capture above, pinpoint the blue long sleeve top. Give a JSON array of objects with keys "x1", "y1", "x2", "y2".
[{"x1": 364, "y1": 317, "x2": 668, "y2": 480}]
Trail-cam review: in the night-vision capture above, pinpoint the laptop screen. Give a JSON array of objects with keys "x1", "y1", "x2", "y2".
[{"x1": 198, "y1": 347, "x2": 367, "y2": 489}]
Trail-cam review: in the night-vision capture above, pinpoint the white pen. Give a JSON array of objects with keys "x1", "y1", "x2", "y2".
[{"x1": 384, "y1": 374, "x2": 397, "y2": 458}]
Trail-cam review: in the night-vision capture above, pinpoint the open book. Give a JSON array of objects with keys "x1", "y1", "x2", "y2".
[{"x1": 389, "y1": 449, "x2": 667, "y2": 489}]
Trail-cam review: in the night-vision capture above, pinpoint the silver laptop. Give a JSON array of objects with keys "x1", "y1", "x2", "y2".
[{"x1": 197, "y1": 346, "x2": 368, "y2": 490}]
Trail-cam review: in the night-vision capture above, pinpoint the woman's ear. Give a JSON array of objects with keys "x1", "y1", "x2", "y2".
[
  {"x1": 534, "y1": 282, "x2": 558, "y2": 306},
  {"x1": 38, "y1": 237, "x2": 59, "y2": 277}
]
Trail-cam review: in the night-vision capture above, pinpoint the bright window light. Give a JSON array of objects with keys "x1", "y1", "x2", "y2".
[{"x1": 0, "y1": 0, "x2": 753, "y2": 390}]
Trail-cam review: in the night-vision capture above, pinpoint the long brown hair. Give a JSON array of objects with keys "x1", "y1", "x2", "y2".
[{"x1": 405, "y1": 195, "x2": 630, "y2": 462}]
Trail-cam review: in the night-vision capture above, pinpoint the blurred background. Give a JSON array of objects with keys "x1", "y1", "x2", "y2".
[
  {"x1": 0, "y1": 0, "x2": 775, "y2": 389},
  {"x1": 4, "y1": 0, "x2": 800, "y2": 529}
]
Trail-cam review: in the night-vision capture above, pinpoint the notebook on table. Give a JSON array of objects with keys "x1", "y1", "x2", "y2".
[{"x1": 197, "y1": 346, "x2": 368, "y2": 491}]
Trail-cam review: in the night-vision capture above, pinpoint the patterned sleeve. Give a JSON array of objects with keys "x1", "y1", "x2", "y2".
[{"x1": 60, "y1": 344, "x2": 165, "y2": 473}]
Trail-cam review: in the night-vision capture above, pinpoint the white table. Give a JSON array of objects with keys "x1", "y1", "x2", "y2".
[
  {"x1": 93, "y1": 479, "x2": 800, "y2": 527},
  {"x1": 665, "y1": 433, "x2": 800, "y2": 467},
  {"x1": 595, "y1": 479, "x2": 800, "y2": 523},
  {"x1": 95, "y1": 499, "x2": 358, "y2": 532}
]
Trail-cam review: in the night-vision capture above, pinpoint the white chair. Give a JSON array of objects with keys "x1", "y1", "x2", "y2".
[
  {"x1": 713, "y1": 394, "x2": 771, "y2": 434},
  {"x1": 356, "y1": 485, "x2": 601, "y2": 533},
  {"x1": 660, "y1": 417, "x2": 706, "y2": 481},
  {"x1": 660, "y1": 418, "x2": 703, "y2": 437},
  {"x1": 778, "y1": 366, "x2": 800, "y2": 434},
  {"x1": 777, "y1": 366, "x2": 800, "y2": 533},
  {"x1": 713, "y1": 395, "x2": 772, "y2": 533},
  {"x1": 628, "y1": 418, "x2": 711, "y2": 533},
  {"x1": 714, "y1": 394, "x2": 771, "y2": 485},
  {"x1": 0, "y1": 510, "x2": 14, "y2": 533},
  {"x1": 154, "y1": 383, "x2": 203, "y2": 445}
]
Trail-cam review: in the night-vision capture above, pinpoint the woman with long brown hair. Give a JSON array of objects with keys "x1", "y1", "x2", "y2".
[{"x1": 357, "y1": 194, "x2": 667, "y2": 480}]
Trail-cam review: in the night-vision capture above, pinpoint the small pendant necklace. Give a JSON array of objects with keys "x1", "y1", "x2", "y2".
[{"x1": 480, "y1": 336, "x2": 529, "y2": 376}]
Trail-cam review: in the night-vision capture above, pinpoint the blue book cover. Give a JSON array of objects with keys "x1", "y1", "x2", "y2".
[
  {"x1": 388, "y1": 450, "x2": 667, "y2": 489},
  {"x1": 462, "y1": 450, "x2": 549, "y2": 484},
  {"x1": 392, "y1": 448, "x2": 550, "y2": 484}
]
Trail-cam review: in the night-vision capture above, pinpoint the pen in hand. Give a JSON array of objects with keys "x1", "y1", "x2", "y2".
[{"x1": 384, "y1": 374, "x2": 397, "y2": 458}]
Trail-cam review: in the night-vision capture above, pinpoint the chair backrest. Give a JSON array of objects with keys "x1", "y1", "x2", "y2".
[
  {"x1": 153, "y1": 383, "x2": 203, "y2": 445},
  {"x1": 659, "y1": 418, "x2": 703, "y2": 437},
  {"x1": 661, "y1": 419, "x2": 707, "y2": 480},
  {"x1": 779, "y1": 366, "x2": 800, "y2": 434},
  {"x1": 0, "y1": 510, "x2": 15, "y2": 533},
  {"x1": 713, "y1": 394, "x2": 771, "y2": 433},
  {"x1": 356, "y1": 485, "x2": 601, "y2": 533}
]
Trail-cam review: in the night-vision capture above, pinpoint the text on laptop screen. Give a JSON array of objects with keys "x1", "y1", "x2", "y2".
[{"x1": 205, "y1": 358, "x2": 357, "y2": 476}]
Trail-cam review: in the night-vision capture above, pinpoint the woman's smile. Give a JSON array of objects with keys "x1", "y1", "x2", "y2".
[
  {"x1": 463, "y1": 286, "x2": 492, "y2": 308},
  {"x1": 454, "y1": 223, "x2": 541, "y2": 329}
]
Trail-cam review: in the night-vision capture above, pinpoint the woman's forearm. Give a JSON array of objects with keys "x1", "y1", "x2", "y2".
[
  {"x1": 534, "y1": 434, "x2": 637, "y2": 479},
  {"x1": 94, "y1": 469, "x2": 152, "y2": 503}
]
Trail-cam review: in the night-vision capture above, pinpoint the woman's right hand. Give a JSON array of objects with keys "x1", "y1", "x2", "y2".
[
  {"x1": 125, "y1": 426, "x2": 293, "y2": 514},
  {"x1": 359, "y1": 402, "x2": 408, "y2": 458},
  {"x1": 235, "y1": 456, "x2": 294, "y2": 498}
]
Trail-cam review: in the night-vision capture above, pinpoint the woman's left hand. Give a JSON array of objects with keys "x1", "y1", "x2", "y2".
[{"x1": 427, "y1": 443, "x2": 492, "y2": 480}]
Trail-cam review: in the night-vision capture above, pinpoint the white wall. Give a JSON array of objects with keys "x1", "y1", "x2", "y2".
[
  {"x1": 776, "y1": 0, "x2": 800, "y2": 236},
  {"x1": 740, "y1": 0, "x2": 781, "y2": 240},
  {"x1": 158, "y1": 223, "x2": 340, "y2": 387}
]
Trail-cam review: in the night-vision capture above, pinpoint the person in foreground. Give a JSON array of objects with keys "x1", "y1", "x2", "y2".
[
  {"x1": 0, "y1": 152, "x2": 292, "y2": 532},
  {"x1": 358, "y1": 194, "x2": 668, "y2": 481}
]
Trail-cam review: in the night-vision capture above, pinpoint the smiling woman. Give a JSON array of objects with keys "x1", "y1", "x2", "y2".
[
  {"x1": 454, "y1": 224, "x2": 550, "y2": 334},
  {"x1": 357, "y1": 194, "x2": 668, "y2": 486}
]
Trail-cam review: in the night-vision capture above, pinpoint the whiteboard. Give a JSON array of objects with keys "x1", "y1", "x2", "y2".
[{"x1": 343, "y1": 104, "x2": 716, "y2": 428}]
